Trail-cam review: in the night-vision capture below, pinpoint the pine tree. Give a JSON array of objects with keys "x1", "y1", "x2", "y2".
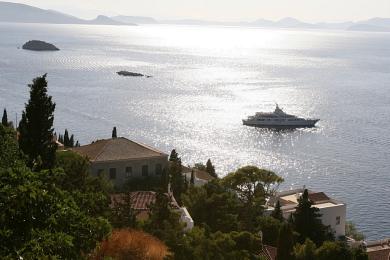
[
  {"x1": 271, "y1": 200, "x2": 284, "y2": 222},
  {"x1": 190, "y1": 169, "x2": 195, "y2": 186},
  {"x1": 277, "y1": 223, "x2": 295, "y2": 260},
  {"x1": 112, "y1": 126, "x2": 117, "y2": 138},
  {"x1": 206, "y1": 159, "x2": 217, "y2": 178},
  {"x1": 64, "y1": 129, "x2": 69, "y2": 147},
  {"x1": 2, "y1": 108, "x2": 8, "y2": 126},
  {"x1": 18, "y1": 74, "x2": 56, "y2": 169},
  {"x1": 75, "y1": 141, "x2": 80, "y2": 147}
]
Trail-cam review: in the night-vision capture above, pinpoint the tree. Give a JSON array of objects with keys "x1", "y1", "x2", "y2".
[
  {"x1": 206, "y1": 159, "x2": 217, "y2": 178},
  {"x1": 293, "y1": 238, "x2": 317, "y2": 260},
  {"x1": 222, "y1": 166, "x2": 283, "y2": 231},
  {"x1": 315, "y1": 241, "x2": 352, "y2": 260},
  {"x1": 169, "y1": 159, "x2": 185, "y2": 205},
  {"x1": 0, "y1": 124, "x2": 21, "y2": 169},
  {"x1": 190, "y1": 170, "x2": 195, "y2": 186},
  {"x1": 345, "y1": 221, "x2": 365, "y2": 241},
  {"x1": 276, "y1": 223, "x2": 295, "y2": 260},
  {"x1": 256, "y1": 216, "x2": 282, "y2": 247},
  {"x1": 0, "y1": 165, "x2": 111, "y2": 259},
  {"x1": 292, "y1": 189, "x2": 334, "y2": 245},
  {"x1": 18, "y1": 74, "x2": 56, "y2": 169},
  {"x1": 112, "y1": 126, "x2": 117, "y2": 138},
  {"x1": 2, "y1": 108, "x2": 8, "y2": 126},
  {"x1": 169, "y1": 149, "x2": 180, "y2": 163},
  {"x1": 182, "y1": 180, "x2": 241, "y2": 233},
  {"x1": 271, "y1": 200, "x2": 284, "y2": 222},
  {"x1": 110, "y1": 193, "x2": 137, "y2": 228},
  {"x1": 69, "y1": 134, "x2": 74, "y2": 147},
  {"x1": 64, "y1": 129, "x2": 69, "y2": 146}
]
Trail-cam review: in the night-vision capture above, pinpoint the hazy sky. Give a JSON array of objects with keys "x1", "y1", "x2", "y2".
[{"x1": 11, "y1": 0, "x2": 390, "y2": 22}]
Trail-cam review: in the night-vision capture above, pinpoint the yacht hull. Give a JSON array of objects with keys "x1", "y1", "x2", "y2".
[{"x1": 242, "y1": 119, "x2": 319, "y2": 129}]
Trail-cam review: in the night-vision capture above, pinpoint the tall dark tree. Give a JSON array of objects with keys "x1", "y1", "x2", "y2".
[
  {"x1": 18, "y1": 74, "x2": 56, "y2": 169},
  {"x1": 292, "y1": 189, "x2": 333, "y2": 245},
  {"x1": 206, "y1": 159, "x2": 217, "y2": 178},
  {"x1": 112, "y1": 126, "x2": 117, "y2": 138},
  {"x1": 64, "y1": 129, "x2": 69, "y2": 146},
  {"x1": 69, "y1": 134, "x2": 74, "y2": 147},
  {"x1": 277, "y1": 223, "x2": 295, "y2": 260},
  {"x1": 271, "y1": 200, "x2": 284, "y2": 222},
  {"x1": 190, "y1": 169, "x2": 195, "y2": 186},
  {"x1": 2, "y1": 108, "x2": 8, "y2": 126},
  {"x1": 169, "y1": 149, "x2": 180, "y2": 163}
]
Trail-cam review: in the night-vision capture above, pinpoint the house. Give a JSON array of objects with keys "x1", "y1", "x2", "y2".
[
  {"x1": 111, "y1": 191, "x2": 194, "y2": 231},
  {"x1": 258, "y1": 245, "x2": 277, "y2": 260},
  {"x1": 72, "y1": 137, "x2": 168, "y2": 187},
  {"x1": 266, "y1": 188, "x2": 346, "y2": 238},
  {"x1": 365, "y1": 239, "x2": 390, "y2": 260},
  {"x1": 182, "y1": 166, "x2": 215, "y2": 186}
]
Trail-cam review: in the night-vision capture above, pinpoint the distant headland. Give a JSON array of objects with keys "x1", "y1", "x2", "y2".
[{"x1": 22, "y1": 40, "x2": 59, "y2": 51}]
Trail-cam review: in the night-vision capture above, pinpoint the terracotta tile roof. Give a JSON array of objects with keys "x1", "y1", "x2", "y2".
[
  {"x1": 181, "y1": 165, "x2": 216, "y2": 181},
  {"x1": 308, "y1": 192, "x2": 331, "y2": 204},
  {"x1": 111, "y1": 191, "x2": 180, "y2": 211},
  {"x1": 258, "y1": 245, "x2": 277, "y2": 260},
  {"x1": 71, "y1": 137, "x2": 168, "y2": 162}
]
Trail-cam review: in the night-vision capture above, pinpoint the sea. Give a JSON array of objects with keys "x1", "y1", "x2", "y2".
[{"x1": 0, "y1": 22, "x2": 389, "y2": 240}]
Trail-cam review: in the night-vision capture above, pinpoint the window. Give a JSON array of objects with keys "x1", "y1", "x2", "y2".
[
  {"x1": 336, "y1": 216, "x2": 341, "y2": 225},
  {"x1": 109, "y1": 168, "x2": 116, "y2": 180},
  {"x1": 97, "y1": 169, "x2": 104, "y2": 177},
  {"x1": 142, "y1": 165, "x2": 148, "y2": 177},
  {"x1": 125, "y1": 166, "x2": 132, "y2": 178},
  {"x1": 155, "y1": 164, "x2": 162, "y2": 175}
]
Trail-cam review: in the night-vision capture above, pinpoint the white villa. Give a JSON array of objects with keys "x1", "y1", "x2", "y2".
[{"x1": 266, "y1": 188, "x2": 346, "y2": 238}]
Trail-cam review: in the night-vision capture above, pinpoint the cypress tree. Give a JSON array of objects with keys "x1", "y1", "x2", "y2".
[
  {"x1": 169, "y1": 149, "x2": 180, "y2": 163},
  {"x1": 69, "y1": 134, "x2": 74, "y2": 147},
  {"x1": 18, "y1": 74, "x2": 56, "y2": 169},
  {"x1": 293, "y1": 189, "x2": 331, "y2": 245},
  {"x1": 64, "y1": 129, "x2": 69, "y2": 147},
  {"x1": 75, "y1": 140, "x2": 80, "y2": 147},
  {"x1": 206, "y1": 159, "x2": 217, "y2": 178},
  {"x1": 277, "y1": 223, "x2": 295, "y2": 260},
  {"x1": 271, "y1": 200, "x2": 284, "y2": 222},
  {"x1": 112, "y1": 127, "x2": 117, "y2": 138},
  {"x1": 190, "y1": 169, "x2": 195, "y2": 186},
  {"x1": 2, "y1": 108, "x2": 7, "y2": 126}
]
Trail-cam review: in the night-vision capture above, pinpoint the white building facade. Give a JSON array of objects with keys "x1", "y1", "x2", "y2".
[{"x1": 266, "y1": 188, "x2": 346, "y2": 238}]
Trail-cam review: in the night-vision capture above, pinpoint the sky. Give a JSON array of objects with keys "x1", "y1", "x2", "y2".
[{"x1": 9, "y1": 0, "x2": 390, "y2": 22}]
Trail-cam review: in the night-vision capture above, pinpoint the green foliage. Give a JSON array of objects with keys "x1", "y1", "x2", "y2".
[
  {"x1": 194, "y1": 162, "x2": 206, "y2": 171},
  {"x1": 271, "y1": 200, "x2": 284, "y2": 222},
  {"x1": 256, "y1": 216, "x2": 282, "y2": 246},
  {"x1": 292, "y1": 189, "x2": 334, "y2": 245},
  {"x1": 315, "y1": 241, "x2": 352, "y2": 260},
  {"x1": 182, "y1": 180, "x2": 241, "y2": 233},
  {"x1": 294, "y1": 238, "x2": 317, "y2": 260},
  {"x1": 206, "y1": 159, "x2": 217, "y2": 178},
  {"x1": 110, "y1": 193, "x2": 137, "y2": 228},
  {"x1": 144, "y1": 192, "x2": 184, "y2": 253},
  {"x1": 0, "y1": 125, "x2": 21, "y2": 169},
  {"x1": 18, "y1": 74, "x2": 56, "y2": 169},
  {"x1": 175, "y1": 227, "x2": 263, "y2": 260},
  {"x1": 168, "y1": 150, "x2": 185, "y2": 204},
  {"x1": 2, "y1": 108, "x2": 7, "y2": 126},
  {"x1": 0, "y1": 166, "x2": 111, "y2": 259},
  {"x1": 345, "y1": 221, "x2": 365, "y2": 241},
  {"x1": 276, "y1": 223, "x2": 295, "y2": 260},
  {"x1": 190, "y1": 169, "x2": 195, "y2": 186},
  {"x1": 222, "y1": 166, "x2": 283, "y2": 231}
]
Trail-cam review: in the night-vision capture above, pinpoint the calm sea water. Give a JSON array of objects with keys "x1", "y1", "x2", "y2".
[{"x1": 0, "y1": 22, "x2": 389, "y2": 240}]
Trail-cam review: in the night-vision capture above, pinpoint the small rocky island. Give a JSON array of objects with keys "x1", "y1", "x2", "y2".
[
  {"x1": 22, "y1": 40, "x2": 59, "y2": 51},
  {"x1": 117, "y1": 71, "x2": 152, "y2": 78}
]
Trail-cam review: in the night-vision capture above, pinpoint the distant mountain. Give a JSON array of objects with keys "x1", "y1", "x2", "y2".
[
  {"x1": 89, "y1": 15, "x2": 128, "y2": 25},
  {"x1": 348, "y1": 24, "x2": 390, "y2": 32},
  {"x1": 111, "y1": 15, "x2": 157, "y2": 24},
  {"x1": 0, "y1": 1, "x2": 135, "y2": 25},
  {"x1": 358, "y1": 17, "x2": 390, "y2": 28}
]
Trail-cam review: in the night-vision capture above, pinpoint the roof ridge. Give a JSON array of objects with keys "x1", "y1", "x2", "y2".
[{"x1": 125, "y1": 137, "x2": 167, "y2": 156}]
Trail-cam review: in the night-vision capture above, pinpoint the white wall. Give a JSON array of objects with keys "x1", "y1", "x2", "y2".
[{"x1": 318, "y1": 204, "x2": 346, "y2": 238}]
